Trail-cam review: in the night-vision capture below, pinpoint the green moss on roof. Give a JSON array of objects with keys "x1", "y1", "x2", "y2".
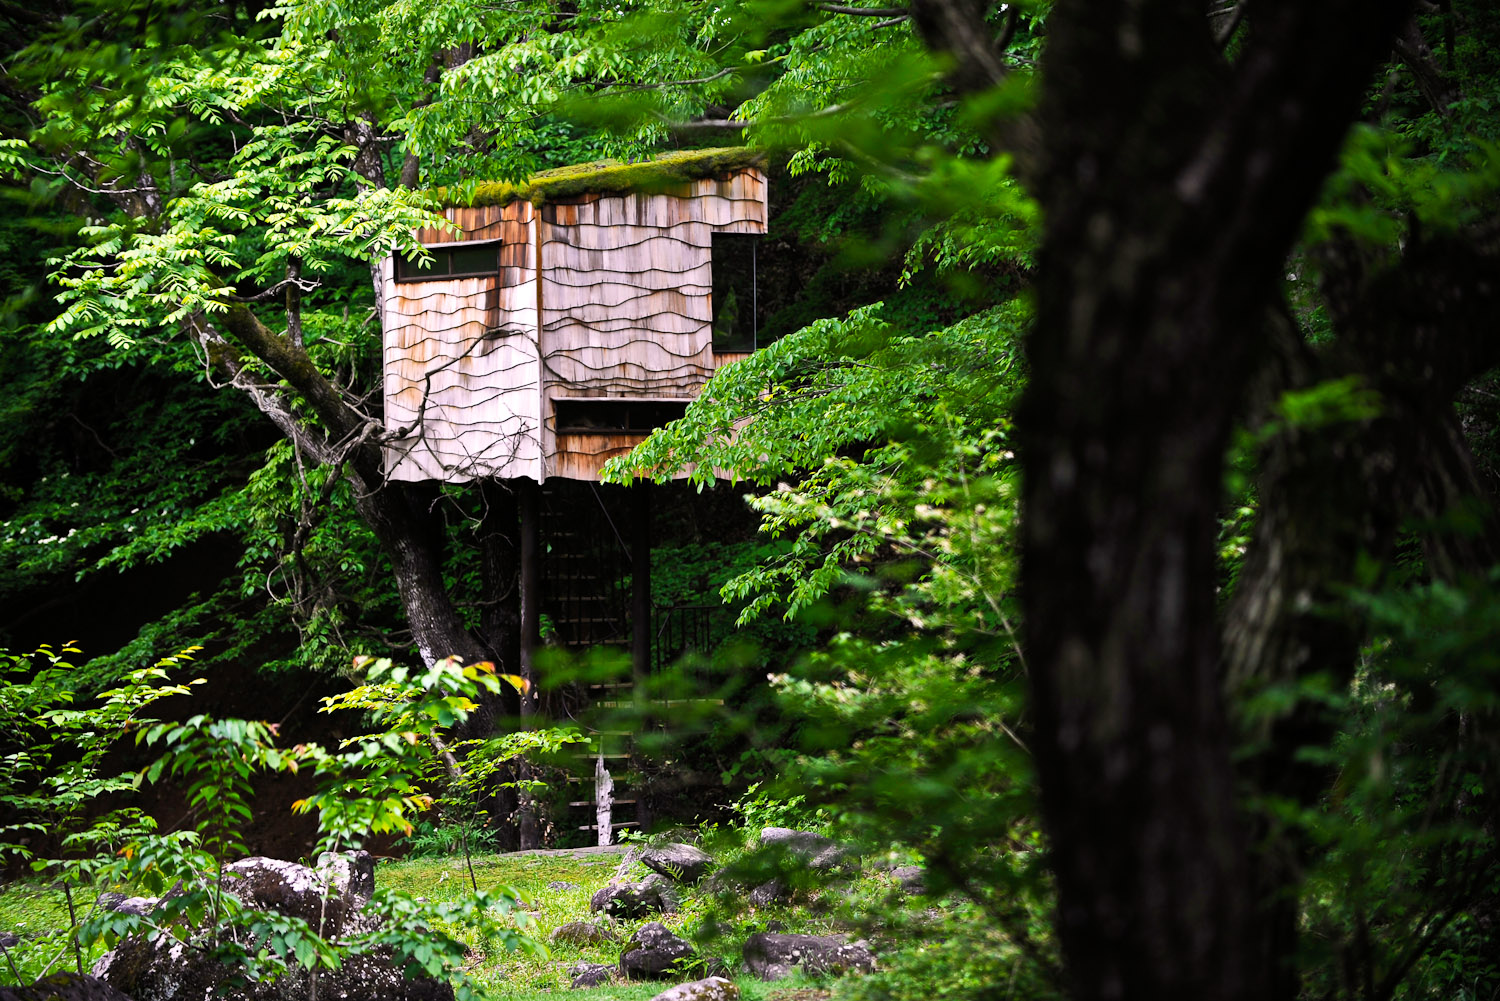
[{"x1": 455, "y1": 147, "x2": 767, "y2": 208}]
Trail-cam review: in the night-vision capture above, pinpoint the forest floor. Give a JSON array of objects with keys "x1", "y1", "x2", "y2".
[{"x1": 0, "y1": 843, "x2": 905, "y2": 1001}]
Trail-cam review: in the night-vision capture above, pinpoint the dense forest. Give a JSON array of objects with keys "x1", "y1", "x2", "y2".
[{"x1": 1, "y1": 1, "x2": 1498, "y2": 1001}]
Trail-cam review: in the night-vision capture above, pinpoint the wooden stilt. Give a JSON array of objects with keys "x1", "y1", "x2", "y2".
[
  {"x1": 516, "y1": 477, "x2": 540, "y2": 849},
  {"x1": 631, "y1": 478, "x2": 653, "y2": 835},
  {"x1": 595, "y1": 751, "x2": 614, "y2": 847},
  {"x1": 632, "y1": 479, "x2": 653, "y2": 684}
]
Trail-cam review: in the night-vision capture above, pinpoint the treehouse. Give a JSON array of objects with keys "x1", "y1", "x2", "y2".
[
  {"x1": 381, "y1": 147, "x2": 769, "y2": 484},
  {"x1": 380, "y1": 148, "x2": 771, "y2": 844}
]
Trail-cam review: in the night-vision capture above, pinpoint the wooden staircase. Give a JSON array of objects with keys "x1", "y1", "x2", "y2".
[{"x1": 539, "y1": 482, "x2": 644, "y2": 843}]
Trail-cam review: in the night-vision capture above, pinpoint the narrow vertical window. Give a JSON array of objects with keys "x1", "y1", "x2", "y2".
[{"x1": 711, "y1": 233, "x2": 761, "y2": 353}]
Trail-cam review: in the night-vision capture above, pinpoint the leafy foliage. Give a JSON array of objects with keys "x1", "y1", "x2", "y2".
[{"x1": 0, "y1": 645, "x2": 549, "y2": 996}]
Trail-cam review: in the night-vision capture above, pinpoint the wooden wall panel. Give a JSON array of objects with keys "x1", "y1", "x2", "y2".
[
  {"x1": 383, "y1": 167, "x2": 769, "y2": 483},
  {"x1": 539, "y1": 169, "x2": 765, "y2": 479},
  {"x1": 415, "y1": 201, "x2": 532, "y2": 246},
  {"x1": 383, "y1": 207, "x2": 543, "y2": 482},
  {"x1": 549, "y1": 433, "x2": 652, "y2": 482}
]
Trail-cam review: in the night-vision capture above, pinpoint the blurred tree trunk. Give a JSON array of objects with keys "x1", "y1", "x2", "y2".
[{"x1": 1016, "y1": 3, "x2": 1411, "y2": 999}]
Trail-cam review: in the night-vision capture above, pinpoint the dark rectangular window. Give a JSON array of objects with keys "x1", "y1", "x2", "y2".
[
  {"x1": 555, "y1": 399, "x2": 690, "y2": 435},
  {"x1": 394, "y1": 241, "x2": 502, "y2": 282},
  {"x1": 711, "y1": 233, "x2": 761, "y2": 353}
]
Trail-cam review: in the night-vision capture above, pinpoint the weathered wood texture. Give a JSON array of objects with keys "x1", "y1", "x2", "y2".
[
  {"x1": 382, "y1": 169, "x2": 768, "y2": 483},
  {"x1": 383, "y1": 201, "x2": 542, "y2": 481}
]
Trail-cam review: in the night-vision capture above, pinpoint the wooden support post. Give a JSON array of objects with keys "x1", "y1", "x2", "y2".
[
  {"x1": 516, "y1": 477, "x2": 540, "y2": 849},
  {"x1": 632, "y1": 478, "x2": 653, "y2": 683},
  {"x1": 631, "y1": 478, "x2": 653, "y2": 835}
]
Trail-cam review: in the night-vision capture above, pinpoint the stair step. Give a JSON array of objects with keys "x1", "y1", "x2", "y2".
[
  {"x1": 568, "y1": 799, "x2": 636, "y2": 807},
  {"x1": 579, "y1": 822, "x2": 640, "y2": 831}
]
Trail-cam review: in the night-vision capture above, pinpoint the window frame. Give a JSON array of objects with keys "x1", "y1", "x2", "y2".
[
  {"x1": 392, "y1": 238, "x2": 505, "y2": 284},
  {"x1": 552, "y1": 397, "x2": 691, "y2": 436}
]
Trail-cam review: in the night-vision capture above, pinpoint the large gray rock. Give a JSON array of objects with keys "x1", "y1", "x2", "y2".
[
  {"x1": 221, "y1": 855, "x2": 361, "y2": 935},
  {"x1": 759, "y1": 828, "x2": 836, "y2": 855},
  {"x1": 759, "y1": 828, "x2": 858, "y2": 874},
  {"x1": 0, "y1": 972, "x2": 136, "y2": 1001},
  {"x1": 96, "y1": 892, "x2": 159, "y2": 916},
  {"x1": 569, "y1": 962, "x2": 615, "y2": 988},
  {"x1": 889, "y1": 865, "x2": 927, "y2": 895},
  {"x1": 91, "y1": 853, "x2": 454, "y2": 1001},
  {"x1": 641, "y1": 843, "x2": 715, "y2": 884},
  {"x1": 551, "y1": 921, "x2": 618, "y2": 947},
  {"x1": 747, "y1": 879, "x2": 787, "y2": 907},
  {"x1": 741, "y1": 932, "x2": 875, "y2": 981},
  {"x1": 647, "y1": 977, "x2": 739, "y2": 1001},
  {"x1": 620, "y1": 922, "x2": 695, "y2": 980},
  {"x1": 316, "y1": 849, "x2": 375, "y2": 900},
  {"x1": 589, "y1": 881, "x2": 667, "y2": 919},
  {"x1": 640, "y1": 873, "x2": 681, "y2": 913}
]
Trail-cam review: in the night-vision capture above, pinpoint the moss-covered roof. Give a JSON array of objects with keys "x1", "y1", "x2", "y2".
[{"x1": 452, "y1": 147, "x2": 767, "y2": 208}]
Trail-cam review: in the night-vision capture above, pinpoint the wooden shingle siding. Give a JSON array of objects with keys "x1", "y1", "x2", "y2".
[
  {"x1": 540, "y1": 172, "x2": 765, "y2": 479},
  {"x1": 382, "y1": 165, "x2": 768, "y2": 483},
  {"x1": 384, "y1": 202, "x2": 542, "y2": 482}
]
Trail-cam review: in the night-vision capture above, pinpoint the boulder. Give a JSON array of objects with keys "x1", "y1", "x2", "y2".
[
  {"x1": 547, "y1": 880, "x2": 582, "y2": 891},
  {"x1": 569, "y1": 962, "x2": 615, "y2": 988},
  {"x1": 640, "y1": 873, "x2": 681, "y2": 913},
  {"x1": 0, "y1": 931, "x2": 19, "y2": 949},
  {"x1": 759, "y1": 828, "x2": 834, "y2": 856},
  {"x1": 0, "y1": 972, "x2": 136, "y2": 1001},
  {"x1": 91, "y1": 853, "x2": 454, "y2": 1001},
  {"x1": 647, "y1": 977, "x2": 739, "y2": 1001},
  {"x1": 889, "y1": 865, "x2": 927, "y2": 895},
  {"x1": 551, "y1": 921, "x2": 618, "y2": 947},
  {"x1": 702, "y1": 869, "x2": 744, "y2": 896},
  {"x1": 641, "y1": 843, "x2": 715, "y2": 885},
  {"x1": 316, "y1": 849, "x2": 375, "y2": 900},
  {"x1": 741, "y1": 932, "x2": 875, "y2": 981},
  {"x1": 220, "y1": 855, "x2": 360, "y2": 935},
  {"x1": 747, "y1": 879, "x2": 787, "y2": 907},
  {"x1": 589, "y1": 881, "x2": 666, "y2": 919},
  {"x1": 620, "y1": 922, "x2": 695, "y2": 980},
  {"x1": 759, "y1": 828, "x2": 858, "y2": 874},
  {"x1": 96, "y1": 892, "x2": 159, "y2": 916}
]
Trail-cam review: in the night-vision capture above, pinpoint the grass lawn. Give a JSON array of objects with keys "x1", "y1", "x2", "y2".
[
  {"x1": 0, "y1": 846, "x2": 879, "y2": 1001},
  {"x1": 380, "y1": 847, "x2": 852, "y2": 1000}
]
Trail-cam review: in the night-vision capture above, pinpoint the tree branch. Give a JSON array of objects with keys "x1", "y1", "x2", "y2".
[
  {"x1": 909, "y1": 0, "x2": 1011, "y2": 92},
  {"x1": 1392, "y1": 15, "x2": 1458, "y2": 118},
  {"x1": 212, "y1": 302, "x2": 384, "y2": 482},
  {"x1": 817, "y1": 3, "x2": 908, "y2": 15}
]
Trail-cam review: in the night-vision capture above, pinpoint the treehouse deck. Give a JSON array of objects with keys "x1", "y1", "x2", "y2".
[{"x1": 381, "y1": 147, "x2": 768, "y2": 484}]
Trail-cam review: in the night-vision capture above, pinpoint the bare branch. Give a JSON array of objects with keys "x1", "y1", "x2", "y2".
[
  {"x1": 1210, "y1": 0, "x2": 1245, "y2": 50},
  {"x1": 1393, "y1": 15, "x2": 1458, "y2": 117},
  {"x1": 191, "y1": 316, "x2": 338, "y2": 466},
  {"x1": 817, "y1": 3, "x2": 908, "y2": 15},
  {"x1": 602, "y1": 66, "x2": 738, "y2": 92},
  {"x1": 284, "y1": 256, "x2": 304, "y2": 349},
  {"x1": 909, "y1": 0, "x2": 1010, "y2": 91},
  {"x1": 226, "y1": 275, "x2": 322, "y2": 304}
]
